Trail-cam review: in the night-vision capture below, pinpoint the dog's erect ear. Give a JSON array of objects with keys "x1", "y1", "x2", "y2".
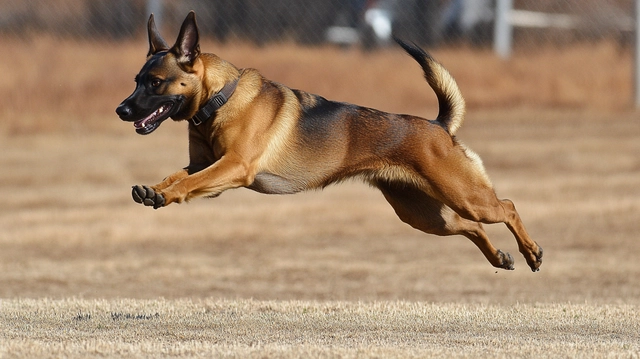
[
  {"x1": 147, "y1": 14, "x2": 169, "y2": 57},
  {"x1": 171, "y1": 11, "x2": 200, "y2": 67}
]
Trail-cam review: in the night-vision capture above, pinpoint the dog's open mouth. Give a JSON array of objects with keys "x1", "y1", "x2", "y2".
[{"x1": 134, "y1": 102, "x2": 174, "y2": 135}]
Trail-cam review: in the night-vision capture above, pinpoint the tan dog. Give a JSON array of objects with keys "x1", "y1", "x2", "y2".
[{"x1": 116, "y1": 12, "x2": 542, "y2": 271}]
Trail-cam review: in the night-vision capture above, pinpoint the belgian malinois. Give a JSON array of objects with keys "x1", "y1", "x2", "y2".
[{"x1": 116, "y1": 11, "x2": 542, "y2": 271}]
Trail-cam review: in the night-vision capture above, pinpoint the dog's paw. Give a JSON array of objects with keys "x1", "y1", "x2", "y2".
[
  {"x1": 132, "y1": 185, "x2": 165, "y2": 209},
  {"x1": 496, "y1": 250, "x2": 515, "y2": 270},
  {"x1": 527, "y1": 244, "x2": 543, "y2": 272}
]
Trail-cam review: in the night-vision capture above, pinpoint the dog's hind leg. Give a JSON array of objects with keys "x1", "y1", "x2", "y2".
[
  {"x1": 376, "y1": 182, "x2": 515, "y2": 270},
  {"x1": 420, "y1": 146, "x2": 543, "y2": 271}
]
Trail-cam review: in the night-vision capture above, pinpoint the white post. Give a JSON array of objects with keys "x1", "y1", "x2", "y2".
[
  {"x1": 635, "y1": 0, "x2": 640, "y2": 108},
  {"x1": 494, "y1": 0, "x2": 513, "y2": 59},
  {"x1": 147, "y1": 0, "x2": 163, "y2": 28}
]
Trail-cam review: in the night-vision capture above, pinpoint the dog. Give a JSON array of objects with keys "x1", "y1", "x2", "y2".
[{"x1": 116, "y1": 11, "x2": 542, "y2": 272}]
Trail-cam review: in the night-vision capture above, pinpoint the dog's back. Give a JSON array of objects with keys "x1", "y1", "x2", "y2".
[{"x1": 245, "y1": 43, "x2": 470, "y2": 194}]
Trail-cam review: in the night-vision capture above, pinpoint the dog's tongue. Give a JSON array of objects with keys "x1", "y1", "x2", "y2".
[
  {"x1": 133, "y1": 104, "x2": 170, "y2": 130},
  {"x1": 134, "y1": 118, "x2": 152, "y2": 130},
  {"x1": 134, "y1": 110, "x2": 158, "y2": 130}
]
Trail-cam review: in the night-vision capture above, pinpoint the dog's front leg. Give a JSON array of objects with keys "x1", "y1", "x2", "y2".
[
  {"x1": 154, "y1": 169, "x2": 189, "y2": 190},
  {"x1": 149, "y1": 162, "x2": 211, "y2": 191},
  {"x1": 133, "y1": 153, "x2": 253, "y2": 209},
  {"x1": 132, "y1": 163, "x2": 210, "y2": 208}
]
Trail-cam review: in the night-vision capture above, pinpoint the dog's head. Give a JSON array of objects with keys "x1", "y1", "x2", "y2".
[{"x1": 116, "y1": 11, "x2": 206, "y2": 135}]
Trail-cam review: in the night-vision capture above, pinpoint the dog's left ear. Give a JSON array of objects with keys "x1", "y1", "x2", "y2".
[
  {"x1": 171, "y1": 11, "x2": 200, "y2": 68},
  {"x1": 147, "y1": 14, "x2": 169, "y2": 57}
]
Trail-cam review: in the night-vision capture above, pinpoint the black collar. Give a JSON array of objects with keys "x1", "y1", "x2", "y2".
[{"x1": 190, "y1": 78, "x2": 239, "y2": 126}]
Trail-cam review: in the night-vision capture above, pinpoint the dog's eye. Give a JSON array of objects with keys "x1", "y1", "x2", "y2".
[{"x1": 151, "y1": 78, "x2": 162, "y2": 87}]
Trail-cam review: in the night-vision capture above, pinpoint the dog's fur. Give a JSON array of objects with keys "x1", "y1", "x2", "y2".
[{"x1": 116, "y1": 12, "x2": 542, "y2": 271}]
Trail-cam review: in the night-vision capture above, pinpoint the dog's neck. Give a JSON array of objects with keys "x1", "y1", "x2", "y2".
[{"x1": 190, "y1": 78, "x2": 239, "y2": 126}]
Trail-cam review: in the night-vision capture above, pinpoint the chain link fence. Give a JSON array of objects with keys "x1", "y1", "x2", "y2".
[{"x1": 0, "y1": 0, "x2": 635, "y2": 50}]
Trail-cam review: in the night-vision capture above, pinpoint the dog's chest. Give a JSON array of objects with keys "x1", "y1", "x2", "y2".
[{"x1": 248, "y1": 172, "x2": 305, "y2": 195}]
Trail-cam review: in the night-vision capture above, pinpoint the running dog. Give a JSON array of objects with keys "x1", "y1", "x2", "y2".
[{"x1": 116, "y1": 11, "x2": 543, "y2": 271}]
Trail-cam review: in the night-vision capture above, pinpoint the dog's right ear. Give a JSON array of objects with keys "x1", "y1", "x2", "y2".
[
  {"x1": 147, "y1": 14, "x2": 169, "y2": 57},
  {"x1": 170, "y1": 11, "x2": 200, "y2": 68}
]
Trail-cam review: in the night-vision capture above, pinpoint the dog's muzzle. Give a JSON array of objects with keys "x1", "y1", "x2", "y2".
[{"x1": 116, "y1": 95, "x2": 185, "y2": 135}]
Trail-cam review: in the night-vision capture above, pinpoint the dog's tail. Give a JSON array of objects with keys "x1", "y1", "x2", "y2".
[{"x1": 395, "y1": 39, "x2": 465, "y2": 136}]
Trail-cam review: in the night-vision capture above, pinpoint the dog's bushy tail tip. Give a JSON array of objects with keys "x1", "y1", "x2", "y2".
[{"x1": 395, "y1": 38, "x2": 465, "y2": 135}]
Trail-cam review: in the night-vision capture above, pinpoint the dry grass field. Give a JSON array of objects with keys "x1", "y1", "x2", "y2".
[
  {"x1": 0, "y1": 37, "x2": 639, "y2": 357},
  {"x1": 2, "y1": 299, "x2": 638, "y2": 358}
]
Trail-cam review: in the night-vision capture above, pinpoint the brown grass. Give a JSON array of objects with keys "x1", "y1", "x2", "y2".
[
  {"x1": 2, "y1": 299, "x2": 638, "y2": 358},
  {"x1": 1, "y1": 38, "x2": 639, "y2": 357}
]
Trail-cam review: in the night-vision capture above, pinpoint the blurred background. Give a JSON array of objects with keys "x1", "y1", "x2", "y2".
[
  {"x1": 0, "y1": 0, "x2": 637, "y2": 135},
  {"x1": 0, "y1": 0, "x2": 634, "y2": 48},
  {"x1": 0, "y1": 0, "x2": 637, "y2": 128}
]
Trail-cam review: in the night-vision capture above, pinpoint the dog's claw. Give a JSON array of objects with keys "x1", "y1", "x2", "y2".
[{"x1": 131, "y1": 185, "x2": 165, "y2": 209}]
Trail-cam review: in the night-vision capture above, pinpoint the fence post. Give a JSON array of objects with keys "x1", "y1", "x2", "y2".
[
  {"x1": 494, "y1": 0, "x2": 513, "y2": 59},
  {"x1": 635, "y1": 0, "x2": 640, "y2": 108},
  {"x1": 147, "y1": 0, "x2": 163, "y2": 29}
]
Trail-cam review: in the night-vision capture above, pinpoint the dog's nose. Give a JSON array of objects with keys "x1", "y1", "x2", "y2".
[{"x1": 116, "y1": 104, "x2": 133, "y2": 119}]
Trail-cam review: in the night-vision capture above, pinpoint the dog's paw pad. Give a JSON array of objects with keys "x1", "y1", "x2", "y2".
[
  {"x1": 143, "y1": 197, "x2": 155, "y2": 206},
  {"x1": 132, "y1": 185, "x2": 164, "y2": 209},
  {"x1": 152, "y1": 192, "x2": 165, "y2": 209},
  {"x1": 132, "y1": 185, "x2": 146, "y2": 204}
]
